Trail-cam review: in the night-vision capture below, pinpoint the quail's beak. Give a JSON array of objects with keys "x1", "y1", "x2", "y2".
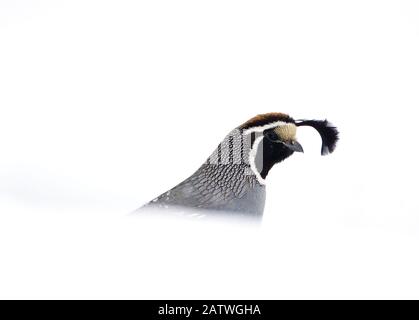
[{"x1": 283, "y1": 140, "x2": 304, "y2": 153}]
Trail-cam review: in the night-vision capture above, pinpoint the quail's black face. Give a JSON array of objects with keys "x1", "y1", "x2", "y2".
[{"x1": 258, "y1": 128, "x2": 304, "y2": 179}]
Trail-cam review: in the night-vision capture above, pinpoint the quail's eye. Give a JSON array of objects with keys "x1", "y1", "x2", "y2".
[{"x1": 265, "y1": 130, "x2": 279, "y2": 142}]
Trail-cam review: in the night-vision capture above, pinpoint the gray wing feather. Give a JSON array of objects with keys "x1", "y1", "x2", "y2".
[{"x1": 142, "y1": 164, "x2": 265, "y2": 216}]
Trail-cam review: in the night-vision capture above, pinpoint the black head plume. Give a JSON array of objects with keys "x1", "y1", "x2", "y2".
[{"x1": 296, "y1": 119, "x2": 339, "y2": 155}]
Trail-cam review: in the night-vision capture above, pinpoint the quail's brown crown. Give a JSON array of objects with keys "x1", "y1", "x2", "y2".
[{"x1": 239, "y1": 112, "x2": 295, "y2": 130}]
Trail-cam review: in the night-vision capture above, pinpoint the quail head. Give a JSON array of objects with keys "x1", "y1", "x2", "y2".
[{"x1": 136, "y1": 112, "x2": 339, "y2": 218}]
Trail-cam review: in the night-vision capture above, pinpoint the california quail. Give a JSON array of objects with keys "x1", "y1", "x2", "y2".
[{"x1": 136, "y1": 112, "x2": 339, "y2": 218}]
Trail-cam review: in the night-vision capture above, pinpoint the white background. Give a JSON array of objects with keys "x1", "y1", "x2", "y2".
[{"x1": 1, "y1": 0, "x2": 419, "y2": 299}]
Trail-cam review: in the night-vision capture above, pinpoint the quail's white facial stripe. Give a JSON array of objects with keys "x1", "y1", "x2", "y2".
[{"x1": 248, "y1": 135, "x2": 266, "y2": 185}]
